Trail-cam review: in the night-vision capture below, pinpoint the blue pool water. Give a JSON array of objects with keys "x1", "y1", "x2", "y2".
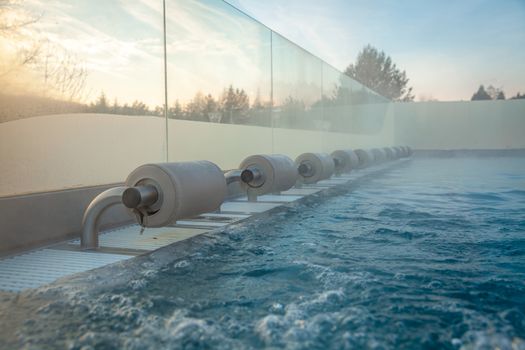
[{"x1": 2, "y1": 156, "x2": 525, "y2": 349}]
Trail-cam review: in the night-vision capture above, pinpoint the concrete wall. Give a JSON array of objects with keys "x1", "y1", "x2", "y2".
[{"x1": 393, "y1": 99, "x2": 525, "y2": 150}]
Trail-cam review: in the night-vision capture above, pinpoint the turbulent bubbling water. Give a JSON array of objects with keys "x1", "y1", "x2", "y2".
[{"x1": 1, "y1": 157, "x2": 525, "y2": 350}]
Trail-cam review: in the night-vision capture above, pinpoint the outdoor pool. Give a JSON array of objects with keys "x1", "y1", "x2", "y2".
[{"x1": 1, "y1": 156, "x2": 524, "y2": 350}]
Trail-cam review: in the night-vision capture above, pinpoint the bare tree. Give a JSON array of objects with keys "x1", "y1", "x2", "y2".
[
  {"x1": 0, "y1": 0, "x2": 88, "y2": 101},
  {"x1": 0, "y1": 0, "x2": 42, "y2": 78},
  {"x1": 33, "y1": 40, "x2": 88, "y2": 100},
  {"x1": 0, "y1": 0, "x2": 40, "y2": 34}
]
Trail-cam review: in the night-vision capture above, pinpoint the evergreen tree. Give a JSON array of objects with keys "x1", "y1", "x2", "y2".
[
  {"x1": 219, "y1": 85, "x2": 250, "y2": 124},
  {"x1": 185, "y1": 92, "x2": 208, "y2": 122},
  {"x1": 154, "y1": 105, "x2": 164, "y2": 116},
  {"x1": 471, "y1": 85, "x2": 492, "y2": 101},
  {"x1": 90, "y1": 92, "x2": 109, "y2": 113},
  {"x1": 130, "y1": 100, "x2": 148, "y2": 115},
  {"x1": 344, "y1": 45, "x2": 414, "y2": 101},
  {"x1": 111, "y1": 98, "x2": 120, "y2": 114},
  {"x1": 220, "y1": 86, "x2": 236, "y2": 123},
  {"x1": 168, "y1": 100, "x2": 184, "y2": 119}
]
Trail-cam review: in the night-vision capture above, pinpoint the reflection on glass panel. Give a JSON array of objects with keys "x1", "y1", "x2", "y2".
[
  {"x1": 272, "y1": 32, "x2": 323, "y2": 131},
  {"x1": 165, "y1": 0, "x2": 273, "y2": 169},
  {"x1": 0, "y1": 0, "x2": 165, "y2": 197},
  {"x1": 165, "y1": 0, "x2": 271, "y2": 127},
  {"x1": 322, "y1": 62, "x2": 390, "y2": 134},
  {"x1": 321, "y1": 63, "x2": 344, "y2": 134},
  {"x1": 271, "y1": 32, "x2": 324, "y2": 158}
]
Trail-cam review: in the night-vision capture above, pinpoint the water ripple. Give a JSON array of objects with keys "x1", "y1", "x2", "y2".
[{"x1": 2, "y1": 157, "x2": 525, "y2": 349}]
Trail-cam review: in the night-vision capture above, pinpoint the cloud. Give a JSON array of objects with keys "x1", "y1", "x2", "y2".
[
  {"x1": 161, "y1": 0, "x2": 273, "y2": 102},
  {"x1": 118, "y1": 0, "x2": 163, "y2": 33}
]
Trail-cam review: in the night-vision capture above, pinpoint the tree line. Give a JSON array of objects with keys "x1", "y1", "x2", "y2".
[
  {"x1": 85, "y1": 85, "x2": 268, "y2": 125},
  {"x1": 84, "y1": 81, "x2": 385, "y2": 126},
  {"x1": 471, "y1": 85, "x2": 525, "y2": 101}
]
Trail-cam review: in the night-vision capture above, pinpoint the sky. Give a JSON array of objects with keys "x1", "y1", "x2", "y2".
[
  {"x1": 226, "y1": 0, "x2": 525, "y2": 101},
  {"x1": 2, "y1": 0, "x2": 274, "y2": 106},
  {"x1": 2, "y1": 0, "x2": 523, "y2": 105}
]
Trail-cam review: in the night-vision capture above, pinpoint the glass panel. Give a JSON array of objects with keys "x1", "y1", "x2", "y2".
[
  {"x1": 322, "y1": 63, "x2": 390, "y2": 134},
  {"x1": 0, "y1": 0, "x2": 166, "y2": 197},
  {"x1": 321, "y1": 62, "x2": 393, "y2": 151},
  {"x1": 271, "y1": 32, "x2": 323, "y2": 158},
  {"x1": 165, "y1": 0, "x2": 272, "y2": 170}
]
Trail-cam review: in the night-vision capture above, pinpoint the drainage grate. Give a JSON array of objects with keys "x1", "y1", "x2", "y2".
[
  {"x1": 175, "y1": 220, "x2": 230, "y2": 228},
  {"x1": 0, "y1": 249, "x2": 130, "y2": 292},
  {"x1": 200, "y1": 213, "x2": 251, "y2": 219},
  {"x1": 220, "y1": 201, "x2": 281, "y2": 214},
  {"x1": 69, "y1": 225, "x2": 209, "y2": 251},
  {"x1": 281, "y1": 188, "x2": 322, "y2": 196},
  {"x1": 234, "y1": 194, "x2": 302, "y2": 203}
]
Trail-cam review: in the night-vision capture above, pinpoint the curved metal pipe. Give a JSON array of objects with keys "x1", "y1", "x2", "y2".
[
  {"x1": 81, "y1": 186, "x2": 127, "y2": 250},
  {"x1": 224, "y1": 170, "x2": 242, "y2": 185}
]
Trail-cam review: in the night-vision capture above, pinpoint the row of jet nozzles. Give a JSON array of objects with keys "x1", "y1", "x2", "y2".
[{"x1": 81, "y1": 146, "x2": 412, "y2": 249}]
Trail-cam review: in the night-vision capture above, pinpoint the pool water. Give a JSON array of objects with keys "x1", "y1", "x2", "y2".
[{"x1": 1, "y1": 157, "x2": 525, "y2": 349}]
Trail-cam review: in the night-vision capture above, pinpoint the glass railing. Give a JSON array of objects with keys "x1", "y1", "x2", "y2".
[{"x1": 0, "y1": 0, "x2": 390, "y2": 197}]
